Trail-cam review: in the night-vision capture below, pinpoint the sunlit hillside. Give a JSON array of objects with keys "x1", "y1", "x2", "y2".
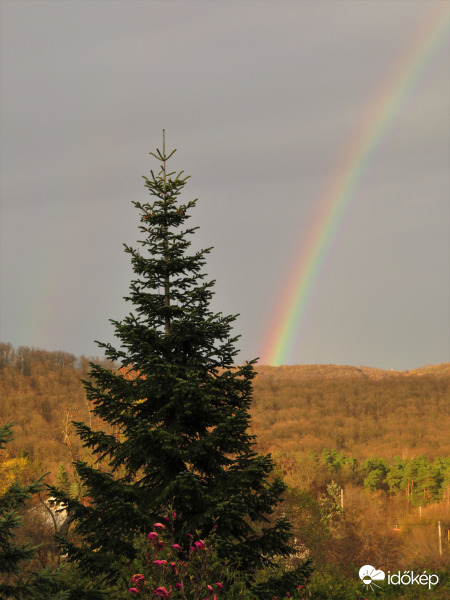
[
  {"x1": 1, "y1": 343, "x2": 449, "y2": 472},
  {"x1": 251, "y1": 363, "x2": 450, "y2": 460}
]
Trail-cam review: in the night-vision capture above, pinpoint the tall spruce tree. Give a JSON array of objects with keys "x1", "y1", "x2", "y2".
[{"x1": 51, "y1": 135, "x2": 305, "y2": 590}]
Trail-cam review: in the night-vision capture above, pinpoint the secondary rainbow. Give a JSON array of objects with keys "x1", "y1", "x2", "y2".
[{"x1": 260, "y1": 3, "x2": 449, "y2": 366}]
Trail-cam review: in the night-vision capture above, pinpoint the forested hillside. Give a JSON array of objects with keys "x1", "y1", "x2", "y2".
[
  {"x1": 0, "y1": 343, "x2": 114, "y2": 478},
  {"x1": 1, "y1": 343, "x2": 449, "y2": 477},
  {"x1": 2, "y1": 343, "x2": 450, "y2": 599},
  {"x1": 252, "y1": 363, "x2": 450, "y2": 459}
]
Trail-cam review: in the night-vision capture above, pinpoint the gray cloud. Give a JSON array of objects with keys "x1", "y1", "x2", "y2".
[{"x1": 1, "y1": 0, "x2": 448, "y2": 369}]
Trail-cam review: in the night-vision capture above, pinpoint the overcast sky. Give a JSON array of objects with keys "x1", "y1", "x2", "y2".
[{"x1": 1, "y1": 0, "x2": 449, "y2": 370}]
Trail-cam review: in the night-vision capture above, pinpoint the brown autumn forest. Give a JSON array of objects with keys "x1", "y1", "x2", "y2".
[
  {"x1": 251, "y1": 363, "x2": 450, "y2": 460},
  {"x1": 1, "y1": 342, "x2": 450, "y2": 597},
  {"x1": 2, "y1": 344, "x2": 449, "y2": 471}
]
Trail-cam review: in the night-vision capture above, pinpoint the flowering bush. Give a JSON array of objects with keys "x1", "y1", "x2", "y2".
[
  {"x1": 55, "y1": 511, "x2": 308, "y2": 600},
  {"x1": 123, "y1": 513, "x2": 252, "y2": 600},
  {"x1": 122, "y1": 512, "x2": 308, "y2": 600}
]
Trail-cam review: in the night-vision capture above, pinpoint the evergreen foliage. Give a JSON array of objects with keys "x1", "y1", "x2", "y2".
[
  {"x1": 0, "y1": 423, "x2": 68, "y2": 600},
  {"x1": 55, "y1": 466, "x2": 71, "y2": 498},
  {"x1": 251, "y1": 559, "x2": 313, "y2": 598},
  {"x1": 49, "y1": 137, "x2": 303, "y2": 593}
]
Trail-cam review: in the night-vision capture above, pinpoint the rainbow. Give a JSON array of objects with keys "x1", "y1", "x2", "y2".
[{"x1": 260, "y1": 3, "x2": 449, "y2": 366}]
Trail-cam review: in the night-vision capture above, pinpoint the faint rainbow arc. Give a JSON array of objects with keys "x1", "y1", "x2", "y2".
[{"x1": 260, "y1": 3, "x2": 449, "y2": 365}]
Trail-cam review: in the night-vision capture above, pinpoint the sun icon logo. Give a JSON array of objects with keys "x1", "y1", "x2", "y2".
[{"x1": 359, "y1": 564, "x2": 385, "y2": 591}]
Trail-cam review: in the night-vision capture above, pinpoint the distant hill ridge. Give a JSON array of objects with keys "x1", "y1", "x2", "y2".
[{"x1": 255, "y1": 363, "x2": 450, "y2": 380}]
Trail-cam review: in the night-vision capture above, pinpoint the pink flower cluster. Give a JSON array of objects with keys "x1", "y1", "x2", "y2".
[
  {"x1": 154, "y1": 587, "x2": 172, "y2": 598},
  {"x1": 127, "y1": 518, "x2": 224, "y2": 599},
  {"x1": 128, "y1": 573, "x2": 145, "y2": 594}
]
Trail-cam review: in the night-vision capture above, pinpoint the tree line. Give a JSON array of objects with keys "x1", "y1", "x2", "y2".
[{"x1": 271, "y1": 448, "x2": 450, "y2": 506}]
